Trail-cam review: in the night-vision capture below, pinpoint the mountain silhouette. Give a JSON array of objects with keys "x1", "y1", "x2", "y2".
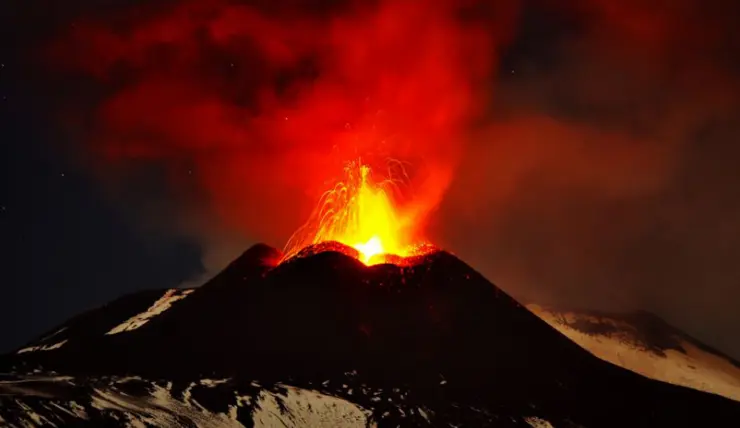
[{"x1": 1, "y1": 243, "x2": 739, "y2": 427}]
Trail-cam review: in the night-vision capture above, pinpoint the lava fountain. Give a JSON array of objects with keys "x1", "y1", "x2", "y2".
[{"x1": 283, "y1": 159, "x2": 432, "y2": 265}]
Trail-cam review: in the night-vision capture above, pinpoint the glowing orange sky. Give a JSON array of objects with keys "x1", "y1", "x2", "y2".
[{"x1": 48, "y1": 0, "x2": 516, "y2": 251}]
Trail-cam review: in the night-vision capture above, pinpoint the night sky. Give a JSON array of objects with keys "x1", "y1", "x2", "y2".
[{"x1": 2, "y1": 0, "x2": 740, "y2": 359}]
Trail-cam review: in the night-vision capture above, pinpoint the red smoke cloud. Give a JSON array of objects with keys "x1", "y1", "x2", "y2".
[
  {"x1": 41, "y1": 0, "x2": 740, "y2": 357},
  {"x1": 49, "y1": 0, "x2": 519, "y2": 249},
  {"x1": 437, "y1": 0, "x2": 740, "y2": 318},
  {"x1": 43, "y1": 0, "x2": 740, "y2": 362}
]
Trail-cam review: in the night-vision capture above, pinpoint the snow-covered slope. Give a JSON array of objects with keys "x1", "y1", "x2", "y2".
[
  {"x1": 106, "y1": 289, "x2": 195, "y2": 335},
  {"x1": 0, "y1": 372, "x2": 567, "y2": 427},
  {"x1": 13, "y1": 288, "x2": 194, "y2": 357},
  {"x1": 0, "y1": 375, "x2": 375, "y2": 427},
  {"x1": 528, "y1": 304, "x2": 740, "y2": 402}
]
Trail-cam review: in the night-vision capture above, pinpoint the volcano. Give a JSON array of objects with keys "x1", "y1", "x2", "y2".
[{"x1": 1, "y1": 244, "x2": 739, "y2": 427}]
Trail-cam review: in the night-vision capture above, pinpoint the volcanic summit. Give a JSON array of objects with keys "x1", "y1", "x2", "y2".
[{"x1": 1, "y1": 243, "x2": 739, "y2": 427}]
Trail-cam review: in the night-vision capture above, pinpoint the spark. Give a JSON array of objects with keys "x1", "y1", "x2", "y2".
[{"x1": 283, "y1": 158, "x2": 428, "y2": 265}]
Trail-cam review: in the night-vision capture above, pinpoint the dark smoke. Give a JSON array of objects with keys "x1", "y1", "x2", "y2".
[
  {"x1": 437, "y1": 0, "x2": 740, "y2": 357},
  {"x1": 42, "y1": 0, "x2": 740, "y2": 357}
]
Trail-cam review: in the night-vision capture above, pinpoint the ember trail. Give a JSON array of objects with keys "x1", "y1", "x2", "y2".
[{"x1": 283, "y1": 159, "x2": 429, "y2": 265}]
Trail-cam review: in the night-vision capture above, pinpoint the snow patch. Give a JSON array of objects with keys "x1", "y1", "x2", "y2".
[
  {"x1": 49, "y1": 401, "x2": 88, "y2": 420},
  {"x1": 17, "y1": 340, "x2": 68, "y2": 354},
  {"x1": 106, "y1": 289, "x2": 195, "y2": 335},
  {"x1": 91, "y1": 382, "x2": 242, "y2": 428},
  {"x1": 252, "y1": 385, "x2": 372, "y2": 428},
  {"x1": 525, "y1": 416, "x2": 554, "y2": 428},
  {"x1": 116, "y1": 376, "x2": 144, "y2": 384},
  {"x1": 200, "y1": 378, "x2": 230, "y2": 387},
  {"x1": 0, "y1": 375, "x2": 74, "y2": 385},
  {"x1": 39, "y1": 327, "x2": 68, "y2": 342},
  {"x1": 15, "y1": 400, "x2": 58, "y2": 427}
]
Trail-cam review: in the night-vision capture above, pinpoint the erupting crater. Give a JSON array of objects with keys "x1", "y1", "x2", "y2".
[
  {"x1": 282, "y1": 159, "x2": 435, "y2": 265},
  {"x1": 286, "y1": 240, "x2": 440, "y2": 267}
]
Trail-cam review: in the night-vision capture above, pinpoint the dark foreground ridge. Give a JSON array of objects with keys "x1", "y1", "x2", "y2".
[{"x1": 1, "y1": 243, "x2": 739, "y2": 427}]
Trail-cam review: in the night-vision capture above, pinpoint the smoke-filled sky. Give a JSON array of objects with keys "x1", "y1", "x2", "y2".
[{"x1": 2, "y1": 0, "x2": 740, "y2": 357}]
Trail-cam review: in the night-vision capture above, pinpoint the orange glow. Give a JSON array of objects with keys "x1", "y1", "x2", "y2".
[
  {"x1": 354, "y1": 236, "x2": 383, "y2": 264},
  {"x1": 283, "y1": 160, "x2": 427, "y2": 265}
]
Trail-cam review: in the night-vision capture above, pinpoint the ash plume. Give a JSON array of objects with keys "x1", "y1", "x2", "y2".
[
  {"x1": 45, "y1": 0, "x2": 518, "y2": 278},
  {"x1": 436, "y1": 0, "x2": 740, "y2": 357},
  {"x1": 41, "y1": 0, "x2": 740, "y2": 358}
]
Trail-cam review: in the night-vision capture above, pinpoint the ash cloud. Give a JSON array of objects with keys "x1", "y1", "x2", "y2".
[
  {"x1": 436, "y1": 0, "x2": 740, "y2": 356},
  {"x1": 47, "y1": 0, "x2": 519, "y2": 279},
  {"x1": 44, "y1": 0, "x2": 740, "y2": 357}
]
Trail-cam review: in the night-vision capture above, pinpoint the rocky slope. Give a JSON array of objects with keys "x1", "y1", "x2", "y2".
[{"x1": 2, "y1": 243, "x2": 739, "y2": 427}]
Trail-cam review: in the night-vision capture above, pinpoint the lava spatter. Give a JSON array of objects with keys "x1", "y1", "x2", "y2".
[{"x1": 283, "y1": 159, "x2": 431, "y2": 265}]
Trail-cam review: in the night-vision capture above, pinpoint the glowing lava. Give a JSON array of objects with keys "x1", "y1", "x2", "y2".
[
  {"x1": 354, "y1": 237, "x2": 384, "y2": 264},
  {"x1": 283, "y1": 160, "x2": 426, "y2": 265}
]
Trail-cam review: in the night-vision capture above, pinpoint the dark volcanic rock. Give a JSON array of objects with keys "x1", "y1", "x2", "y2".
[{"x1": 2, "y1": 243, "x2": 739, "y2": 427}]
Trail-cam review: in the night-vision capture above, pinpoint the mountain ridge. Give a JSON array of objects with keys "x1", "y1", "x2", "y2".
[
  {"x1": 2, "y1": 243, "x2": 740, "y2": 427},
  {"x1": 529, "y1": 303, "x2": 740, "y2": 402}
]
